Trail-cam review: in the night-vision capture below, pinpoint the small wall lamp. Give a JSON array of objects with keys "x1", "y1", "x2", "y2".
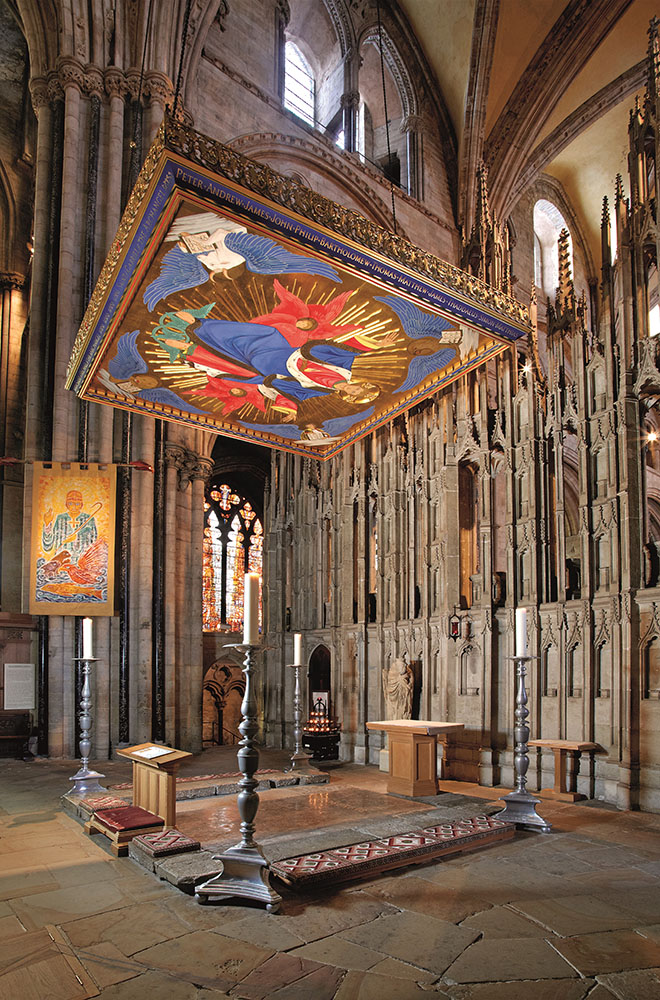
[{"x1": 449, "y1": 606, "x2": 461, "y2": 642}]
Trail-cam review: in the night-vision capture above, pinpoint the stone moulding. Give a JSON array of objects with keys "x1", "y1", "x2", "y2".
[{"x1": 66, "y1": 117, "x2": 530, "y2": 461}]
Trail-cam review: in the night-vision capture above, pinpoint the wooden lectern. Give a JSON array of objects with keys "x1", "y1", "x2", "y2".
[
  {"x1": 117, "y1": 743, "x2": 191, "y2": 827},
  {"x1": 366, "y1": 720, "x2": 463, "y2": 797}
]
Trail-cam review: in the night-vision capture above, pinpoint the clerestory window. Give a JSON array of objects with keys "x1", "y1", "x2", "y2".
[
  {"x1": 533, "y1": 199, "x2": 572, "y2": 300},
  {"x1": 284, "y1": 40, "x2": 315, "y2": 127}
]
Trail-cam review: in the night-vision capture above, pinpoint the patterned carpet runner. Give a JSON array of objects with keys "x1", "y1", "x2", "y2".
[{"x1": 271, "y1": 815, "x2": 514, "y2": 889}]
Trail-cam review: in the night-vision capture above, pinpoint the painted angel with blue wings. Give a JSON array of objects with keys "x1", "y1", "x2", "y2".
[
  {"x1": 143, "y1": 211, "x2": 341, "y2": 311},
  {"x1": 375, "y1": 295, "x2": 462, "y2": 393},
  {"x1": 101, "y1": 327, "x2": 208, "y2": 415}
]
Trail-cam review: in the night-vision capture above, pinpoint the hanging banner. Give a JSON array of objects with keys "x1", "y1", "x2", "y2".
[
  {"x1": 65, "y1": 118, "x2": 531, "y2": 461},
  {"x1": 29, "y1": 462, "x2": 117, "y2": 616}
]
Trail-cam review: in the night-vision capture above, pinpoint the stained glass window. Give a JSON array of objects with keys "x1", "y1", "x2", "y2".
[{"x1": 203, "y1": 484, "x2": 263, "y2": 633}]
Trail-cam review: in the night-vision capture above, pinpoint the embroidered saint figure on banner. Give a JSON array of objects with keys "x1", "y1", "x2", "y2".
[{"x1": 30, "y1": 462, "x2": 117, "y2": 615}]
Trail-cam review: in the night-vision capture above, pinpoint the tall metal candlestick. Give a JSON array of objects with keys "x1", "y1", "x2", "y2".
[
  {"x1": 493, "y1": 655, "x2": 551, "y2": 833},
  {"x1": 195, "y1": 642, "x2": 281, "y2": 911},
  {"x1": 286, "y1": 662, "x2": 314, "y2": 774},
  {"x1": 69, "y1": 657, "x2": 106, "y2": 797}
]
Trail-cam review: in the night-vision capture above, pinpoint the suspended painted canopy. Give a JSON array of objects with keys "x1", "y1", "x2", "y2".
[{"x1": 66, "y1": 118, "x2": 531, "y2": 459}]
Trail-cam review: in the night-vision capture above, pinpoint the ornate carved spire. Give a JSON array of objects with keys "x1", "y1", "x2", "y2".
[
  {"x1": 475, "y1": 160, "x2": 492, "y2": 233},
  {"x1": 615, "y1": 172, "x2": 625, "y2": 204},
  {"x1": 601, "y1": 196, "x2": 611, "y2": 270},
  {"x1": 648, "y1": 16, "x2": 660, "y2": 101},
  {"x1": 461, "y1": 160, "x2": 511, "y2": 295},
  {"x1": 528, "y1": 283, "x2": 547, "y2": 396},
  {"x1": 557, "y1": 228, "x2": 574, "y2": 314}
]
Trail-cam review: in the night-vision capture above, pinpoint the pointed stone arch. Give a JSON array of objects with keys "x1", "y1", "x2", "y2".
[
  {"x1": 202, "y1": 660, "x2": 245, "y2": 746},
  {"x1": 16, "y1": 0, "x2": 59, "y2": 77}
]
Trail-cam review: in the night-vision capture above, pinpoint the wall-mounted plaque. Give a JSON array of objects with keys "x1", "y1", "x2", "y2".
[{"x1": 4, "y1": 663, "x2": 35, "y2": 710}]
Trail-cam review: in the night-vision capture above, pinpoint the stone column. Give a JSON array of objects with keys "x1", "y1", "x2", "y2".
[
  {"x1": 341, "y1": 90, "x2": 360, "y2": 153},
  {"x1": 131, "y1": 415, "x2": 156, "y2": 744},
  {"x1": 52, "y1": 58, "x2": 85, "y2": 463},
  {"x1": 274, "y1": 0, "x2": 290, "y2": 100},
  {"x1": 402, "y1": 114, "x2": 424, "y2": 199},
  {"x1": 0, "y1": 273, "x2": 27, "y2": 610},
  {"x1": 144, "y1": 71, "x2": 172, "y2": 146},
  {"x1": 25, "y1": 80, "x2": 52, "y2": 465},
  {"x1": 172, "y1": 446, "x2": 207, "y2": 753},
  {"x1": 102, "y1": 69, "x2": 126, "y2": 250}
]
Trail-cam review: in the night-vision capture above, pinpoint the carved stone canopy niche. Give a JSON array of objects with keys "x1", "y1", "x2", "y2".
[{"x1": 67, "y1": 118, "x2": 530, "y2": 459}]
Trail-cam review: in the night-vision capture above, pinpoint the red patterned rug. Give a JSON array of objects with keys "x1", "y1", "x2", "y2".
[
  {"x1": 271, "y1": 815, "x2": 514, "y2": 889},
  {"x1": 132, "y1": 828, "x2": 201, "y2": 857},
  {"x1": 80, "y1": 795, "x2": 128, "y2": 812},
  {"x1": 109, "y1": 769, "x2": 279, "y2": 790}
]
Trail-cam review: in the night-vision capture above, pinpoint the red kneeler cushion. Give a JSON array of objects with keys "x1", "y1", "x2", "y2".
[{"x1": 94, "y1": 806, "x2": 164, "y2": 832}]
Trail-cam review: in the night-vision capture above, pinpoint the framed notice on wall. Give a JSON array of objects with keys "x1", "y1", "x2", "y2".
[{"x1": 4, "y1": 663, "x2": 35, "y2": 710}]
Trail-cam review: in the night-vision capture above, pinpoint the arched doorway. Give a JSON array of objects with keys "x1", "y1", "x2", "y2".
[
  {"x1": 303, "y1": 643, "x2": 340, "y2": 760},
  {"x1": 202, "y1": 663, "x2": 245, "y2": 746},
  {"x1": 308, "y1": 644, "x2": 331, "y2": 715}
]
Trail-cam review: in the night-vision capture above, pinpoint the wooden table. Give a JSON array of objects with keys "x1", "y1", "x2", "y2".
[
  {"x1": 528, "y1": 739, "x2": 599, "y2": 802},
  {"x1": 117, "y1": 743, "x2": 191, "y2": 826},
  {"x1": 366, "y1": 720, "x2": 464, "y2": 797}
]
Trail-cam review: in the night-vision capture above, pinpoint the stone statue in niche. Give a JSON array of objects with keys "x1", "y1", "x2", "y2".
[{"x1": 382, "y1": 656, "x2": 414, "y2": 719}]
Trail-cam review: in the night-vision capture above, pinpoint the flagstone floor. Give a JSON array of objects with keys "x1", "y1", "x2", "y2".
[{"x1": 2, "y1": 749, "x2": 660, "y2": 999}]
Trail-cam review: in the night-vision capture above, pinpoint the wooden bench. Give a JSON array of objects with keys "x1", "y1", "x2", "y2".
[
  {"x1": 528, "y1": 739, "x2": 599, "y2": 802},
  {"x1": 0, "y1": 711, "x2": 30, "y2": 759}
]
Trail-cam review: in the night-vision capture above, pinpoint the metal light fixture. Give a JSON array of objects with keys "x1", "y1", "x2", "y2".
[{"x1": 449, "y1": 606, "x2": 461, "y2": 641}]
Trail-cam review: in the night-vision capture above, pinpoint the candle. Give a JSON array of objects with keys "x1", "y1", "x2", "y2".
[
  {"x1": 515, "y1": 607, "x2": 527, "y2": 658},
  {"x1": 293, "y1": 633, "x2": 302, "y2": 666},
  {"x1": 82, "y1": 617, "x2": 93, "y2": 660},
  {"x1": 243, "y1": 573, "x2": 260, "y2": 644}
]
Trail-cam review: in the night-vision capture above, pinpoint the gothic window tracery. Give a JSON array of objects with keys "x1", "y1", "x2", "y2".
[
  {"x1": 534, "y1": 199, "x2": 572, "y2": 300},
  {"x1": 203, "y1": 483, "x2": 263, "y2": 633},
  {"x1": 282, "y1": 3, "x2": 420, "y2": 195},
  {"x1": 358, "y1": 37, "x2": 406, "y2": 188}
]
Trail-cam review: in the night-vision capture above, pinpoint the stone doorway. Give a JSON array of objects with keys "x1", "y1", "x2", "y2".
[
  {"x1": 308, "y1": 644, "x2": 331, "y2": 715},
  {"x1": 202, "y1": 662, "x2": 245, "y2": 747}
]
